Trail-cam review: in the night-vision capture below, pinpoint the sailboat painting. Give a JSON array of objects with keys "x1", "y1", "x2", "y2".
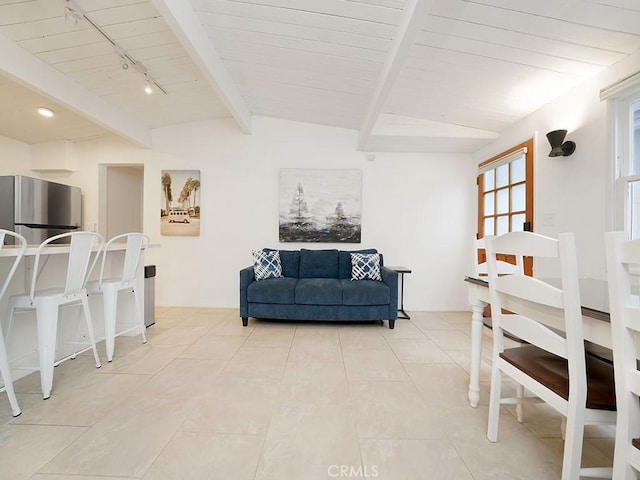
[{"x1": 279, "y1": 169, "x2": 362, "y2": 243}]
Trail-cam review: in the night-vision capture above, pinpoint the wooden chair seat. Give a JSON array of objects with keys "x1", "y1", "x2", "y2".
[{"x1": 501, "y1": 345, "x2": 616, "y2": 412}]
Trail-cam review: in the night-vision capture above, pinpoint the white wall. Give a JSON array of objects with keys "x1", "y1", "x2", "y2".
[
  {"x1": 474, "y1": 49, "x2": 640, "y2": 279},
  {"x1": 147, "y1": 117, "x2": 474, "y2": 310},
  {"x1": 0, "y1": 118, "x2": 475, "y2": 312}
]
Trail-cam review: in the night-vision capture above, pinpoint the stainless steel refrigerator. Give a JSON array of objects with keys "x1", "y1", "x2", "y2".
[{"x1": 0, "y1": 175, "x2": 82, "y2": 244}]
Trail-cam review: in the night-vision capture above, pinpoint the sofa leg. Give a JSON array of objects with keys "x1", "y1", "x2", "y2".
[
  {"x1": 242, "y1": 317, "x2": 248, "y2": 327},
  {"x1": 389, "y1": 319, "x2": 395, "y2": 329}
]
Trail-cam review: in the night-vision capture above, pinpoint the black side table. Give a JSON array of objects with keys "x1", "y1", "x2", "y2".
[{"x1": 387, "y1": 266, "x2": 411, "y2": 319}]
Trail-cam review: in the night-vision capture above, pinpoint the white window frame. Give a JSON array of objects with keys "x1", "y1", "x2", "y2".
[{"x1": 602, "y1": 74, "x2": 640, "y2": 237}]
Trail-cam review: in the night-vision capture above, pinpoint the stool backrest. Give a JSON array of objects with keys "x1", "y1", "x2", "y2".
[
  {"x1": 0, "y1": 230, "x2": 27, "y2": 302},
  {"x1": 31, "y1": 231, "x2": 104, "y2": 300},
  {"x1": 99, "y1": 233, "x2": 149, "y2": 287}
]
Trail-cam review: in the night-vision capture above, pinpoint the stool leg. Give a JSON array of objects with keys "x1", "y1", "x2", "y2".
[
  {"x1": 0, "y1": 328, "x2": 20, "y2": 416},
  {"x1": 102, "y1": 287, "x2": 118, "y2": 362},
  {"x1": 36, "y1": 302, "x2": 57, "y2": 400},
  {"x1": 133, "y1": 287, "x2": 147, "y2": 345},
  {"x1": 81, "y1": 295, "x2": 101, "y2": 369}
]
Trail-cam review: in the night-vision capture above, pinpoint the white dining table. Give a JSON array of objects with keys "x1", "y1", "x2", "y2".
[{"x1": 464, "y1": 276, "x2": 612, "y2": 408}]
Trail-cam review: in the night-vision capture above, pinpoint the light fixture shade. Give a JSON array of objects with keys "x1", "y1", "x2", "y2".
[{"x1": 546, "y1": 129, "x2": 576, "y2": 157}]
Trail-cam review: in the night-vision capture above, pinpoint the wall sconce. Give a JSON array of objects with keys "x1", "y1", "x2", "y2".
[{"x1": 546, "y1": 129, "x2": 576, "y2": 157}]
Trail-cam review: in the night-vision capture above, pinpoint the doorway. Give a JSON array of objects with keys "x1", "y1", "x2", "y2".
[{"x1": 99, "y1": 165, "x2": 144, "y2": 239}]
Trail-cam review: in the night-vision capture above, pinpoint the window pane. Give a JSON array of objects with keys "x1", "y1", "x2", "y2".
[
  {"x1": 497, "y1": 216, "x2": 509, "y2": 236},
  {"x1": 511, "y1": 156, "x2": 525, "y2": 183},
  {"x1": 484, "y1": 217, "x2": 494, "y2": 236},
  {"x1": 511, "y1": 213, "x2": 526, "y2": 232},
  {"x1": 629, "y1": 181, "x2": 640, "y2": 239},
  {"x1": 484, "y1": 170, "x2": 494, "y2": 191},
  {"x1": 497, "y1": 188, "x2": 509, "y2": 214},
  {"x1": 633, "y1": 101, "x2": 640, "y2": 175},
  {"x1": 496, "y1": 164, "x2": 509, "y2": 187},
  {"x1": 511, "y1": 184, "x2": 525, "y2": 211},
  {"x1": 484, "y1": 192, "x2": 495, "y2": 216}
]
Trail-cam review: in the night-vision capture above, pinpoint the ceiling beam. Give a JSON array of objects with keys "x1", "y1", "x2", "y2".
[
  {"x1": 357, "y1": 0, "x2": 433, "y2": 150},
  {"x1": 152, "y1": 0, "x2": 252, "y2": 134},
  {"x1": 0, "y1": 32, "x2": 152, "y2": 147}
]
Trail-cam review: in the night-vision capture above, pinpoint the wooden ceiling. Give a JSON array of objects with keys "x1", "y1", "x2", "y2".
[{"x1": 0, "y1": 0, "x2": 639, "y2": 152}]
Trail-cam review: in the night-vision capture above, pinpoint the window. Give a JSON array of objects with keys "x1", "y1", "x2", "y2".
[
  {"x1": 602, "y1": 73, "x2": 640, "y2": 238},
  {"x1": 478, "y1": 139, "x2": 534, "y2": 239}
]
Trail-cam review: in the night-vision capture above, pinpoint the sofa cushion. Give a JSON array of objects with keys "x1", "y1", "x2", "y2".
[
  {"x1": 341, "y1": 279, "x2": 390, "y2": 306},
  {"x1": 295, "y1": 278, "x2": 342, "y2": 305},
  {"x1": 264, "y1": 248, "x2": 300, "y2": 278},
  {"x1": 299, "y1": 249, "x2": 339, "y2": 278},
  {"x1": 252, "y1": 250, "x2": 282, "y2": 280},
  {"x1": 338, "y1": 249, "x2": 377, "y2": 279},
  {"x1": 247, "y1": 277, "x2": 297, "y2": 304},
  {"x1": 350, "y1": 252, "x2": 382, "y2": 281}
]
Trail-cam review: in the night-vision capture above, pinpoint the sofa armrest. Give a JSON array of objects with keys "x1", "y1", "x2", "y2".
[
  {"x1": 380, "y1": 266, "x2": 398, "y2": 320},
  {"x1": 240, "y1": 265, "x2": 255, "y2": 318}
]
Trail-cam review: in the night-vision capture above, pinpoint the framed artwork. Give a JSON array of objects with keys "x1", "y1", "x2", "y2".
[
  {"x1": 160, "y1": 170, "x2": 200, "y2": 236},
  {"x1": 279, "y1": 168, "x2": 362, "y2": 243}
]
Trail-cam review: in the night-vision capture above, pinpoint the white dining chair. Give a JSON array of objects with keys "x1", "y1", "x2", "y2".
[
  {"x1": 486, "y1": 231, "x2": 616, "y2": 479},
  {"x1": 86, "y1": 233, "x2": 149, "y2": 362},
  {"x1": 0, "y1": 230, "x2": 27, "y2": 416},
  {"x1": 474, "y1": 237, "x2": 527, "y2": 421},
  {"x1": 5, "y1": 231, "x2": 103, "y2": 400},
  {"x1": 605, "y1": 231, "x2": 640, "y2": 479}
]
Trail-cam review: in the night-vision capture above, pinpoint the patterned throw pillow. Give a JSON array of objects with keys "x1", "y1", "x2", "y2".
[
  {"x1": 253, "y1": 250, "x2": 282, "y2": 281},
  {"x1": 350, "y1": 252, "x2": 382, "y2": 281}
]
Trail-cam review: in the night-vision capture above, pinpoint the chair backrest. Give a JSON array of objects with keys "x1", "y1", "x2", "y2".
[
  {"x1": 605, "y1": 231, "x2": 640, "y2": 476},
  {"x1": 0, "y1": 230, "x2": 27, "y2": 302},
  {"x1": 99, "y1": 233, "x2": 149, "y2": 286},
  {"x1": 485, "y1": 232, "x2": 585, "y2": 392},
  {"x1": 31, "y1": 231, "x2": 104, "y2": 300},
  {"x1": 474, "y1": 237, "x2": 523, "y2": 276}
]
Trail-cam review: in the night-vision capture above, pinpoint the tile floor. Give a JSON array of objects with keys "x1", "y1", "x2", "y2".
[{"x1": 0, "y1": 308, "x2": 615, "y2": 479}]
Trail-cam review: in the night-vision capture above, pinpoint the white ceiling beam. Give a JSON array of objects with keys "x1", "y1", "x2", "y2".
[
  {"x1": 152, "y1": 0, "x2": 252, "y2": 134},
  {"x1": 0, "y1": 32, "x2": 152, "y2": 147},
  {"x1": 357, "y1": 0, "x2": 433, "y2": 150}
]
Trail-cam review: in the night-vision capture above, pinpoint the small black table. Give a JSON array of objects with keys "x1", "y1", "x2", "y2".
[{"x1": 387, "y1": 266, "x2": 411, "y2": 319}]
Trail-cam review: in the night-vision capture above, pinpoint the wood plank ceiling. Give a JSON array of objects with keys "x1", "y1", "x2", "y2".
[{"x1": 0, "y1": 0, "x2": 639, "y2": 152}]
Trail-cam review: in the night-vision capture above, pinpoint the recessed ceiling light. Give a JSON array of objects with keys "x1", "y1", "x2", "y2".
[{"x1": 37, "y1": 107, "x2": 54, "y2": 118}]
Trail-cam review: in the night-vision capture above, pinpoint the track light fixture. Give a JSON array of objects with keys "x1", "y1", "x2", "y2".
[
  {"x1": 65, "y1": 0, "x2": 167, "y2": 95},
  {"x1": 546, "y1": 129, "x2": 576, "y2": 157}
]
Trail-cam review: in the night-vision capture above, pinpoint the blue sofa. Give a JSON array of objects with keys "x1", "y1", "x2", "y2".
[{"x1": 240, "y1": 248, "x2": 398, "y2": 329}]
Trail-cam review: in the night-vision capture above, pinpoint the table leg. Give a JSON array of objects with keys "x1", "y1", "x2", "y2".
[
  {"x1": 469, "y1": 302, "x2": 485, "y2": 408},
  {"x1": 397, "y1": 272, "x2": 410, "y2": 319}
]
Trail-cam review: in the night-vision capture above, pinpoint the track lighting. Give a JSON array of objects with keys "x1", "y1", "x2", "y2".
[{"x1": 65, "y1": 0, "x2": 167, "y2": 95}]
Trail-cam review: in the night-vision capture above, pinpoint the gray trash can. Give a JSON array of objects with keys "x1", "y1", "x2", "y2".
[{"x1": 144, "y1": 265, "x2": 156, "y2": 327}]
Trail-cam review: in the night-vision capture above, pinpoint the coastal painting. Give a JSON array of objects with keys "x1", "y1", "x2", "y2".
[
  {"x1": 279, "y1": 168, "x2": 362, "y2": 243},
  {"x1": 160, "y1": 170, "x2": 200, "y2": 236}
]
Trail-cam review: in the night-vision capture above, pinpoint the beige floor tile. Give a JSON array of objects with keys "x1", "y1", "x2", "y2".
[
  {"x1": 255, "y1": 403, "x2": 361, "y2": 480},
  {"x1": 39, "y1": 395, "x2": 195, "y2": 478},
  {"x1": 411, "y1": 315, "x2": 462, "y2": 332},
  {"x1": 221, "y1": 346, "x2": 290, "y2": 379},
  {"x1": 0, "y1": 424, "x2": 87, "y2": 480},
  {"x1": 338, "y1": 324, "x2": 389, "y2": 350},
  {"x1": 31, "y1": 475, "x2": 136, "y2": 480},
  {"x1": 426, "y1": 330, "x2": 472, "y2": 351},
  {"x1": 279, "y1": 362, "x2": 349, "y2": 405},
  {"x1": 177, "y1": 333, "x2": 247, "y2": 360},
  {"x1": 209, "y1": 318, "x2": 255, "y2": 336},
  {"x1": 0, "y1": 392, "x2": 41, "y2": 427},
  {"x1": 386, "y1": 337, "x2": 454, "y2": 364},
  {"x1": 97, "y1": 342, "x2": 188, "y2": 375},
  {"x1": 144, "y1": 324, "x2": 211, "y2": 345},
  {"x1": 405, "y1": 363, "x2": 472, "y2": 406},
  {"x1": 349, "y1": 381, "x2": 448, "y2": 439},
  {"x1": 244, "y1": 325, "x2": 295, "y2": 347},
  {"x1": 181, "y1": 376, "x2": 280, "y2": 435},
  {"x1": 135, "y1": 357, "x2": 226, "y2": 398},
  {"x1": 13, "y1": 372, "x2": 150, "y2": 426},
  {"x1": 343, "y1": 349, "x2": 408, "y2": 381},
  {"x1": 288, "y1": 335, "x2": 343, "y2": 364},
  {"x1": 142, "y1": 431, "x2": 263, "y2": 480},
  {"x1": 382, "y1": 320, "x2": 426, "y2": 338},
  {"x1": 360, "y1": 438, "x2": 474, "y2": 480}
]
